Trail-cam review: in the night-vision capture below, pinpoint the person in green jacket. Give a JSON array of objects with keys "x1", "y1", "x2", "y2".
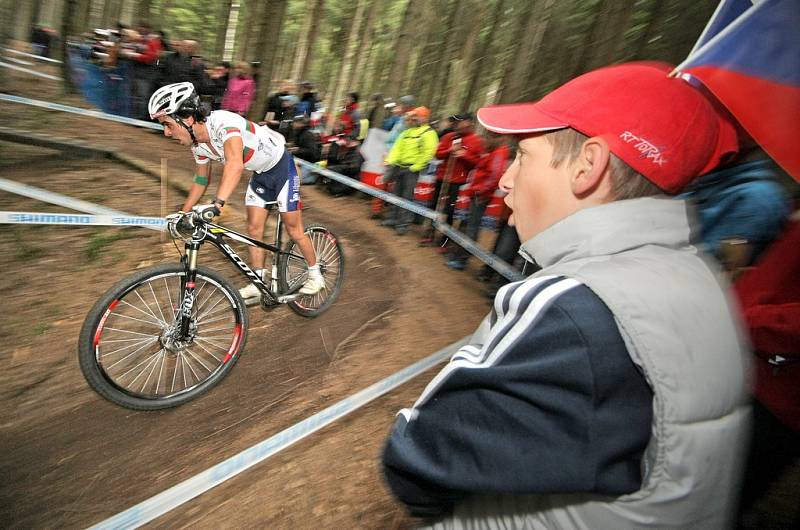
[{"x1": 382, "y1": 106, "x2": 439, "y2": 234}]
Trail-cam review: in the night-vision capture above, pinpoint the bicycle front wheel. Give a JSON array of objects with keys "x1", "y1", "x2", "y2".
[
  {"x1": 78, "y1": 264, "x2": 248, "y2": 410},
  {"x1": 278, "y1": 224, "x2": 345, "y2": 317}
]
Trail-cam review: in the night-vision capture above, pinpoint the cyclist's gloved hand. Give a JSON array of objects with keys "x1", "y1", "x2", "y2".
[{"x1": 192, "y1": 203, "x2": 221, "y2": 222}]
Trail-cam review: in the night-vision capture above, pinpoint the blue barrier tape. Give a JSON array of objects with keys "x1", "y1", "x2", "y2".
[
  {"x1": 0, "y1": 211, "x2": 166, "y2": 228},
  {"x1": 0, "y1": 93, "x2": 163, "y2": 130},
  {"x1": 2, "y1": 47, "x2": 63, "y2": 64},
  {"x1": 0, "y1": 178, "x2": 164, "y2": 232},
  {"x1": 89, "y1": 337, "x2": 468, "y2": 530},
  {"x1": 0, "y1": 60, "x2": 62, "y2": 80}
]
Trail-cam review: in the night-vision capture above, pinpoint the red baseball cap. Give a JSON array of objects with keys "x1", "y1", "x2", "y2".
[{"x1": 477, "y1": 62, "x2": 738, "y2": 193}]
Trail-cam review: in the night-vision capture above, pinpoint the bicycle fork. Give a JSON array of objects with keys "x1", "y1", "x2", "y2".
[{"x1": 179, "y1": 242, "x2": 200, "y2": 338}]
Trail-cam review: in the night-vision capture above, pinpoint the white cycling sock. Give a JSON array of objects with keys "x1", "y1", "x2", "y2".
[
  {"x1": 308, "y1": 264, "x2": 322, "y2": 279},
  {"x1": 255, "y1": 268, "x2": 265, "y2": 280}
]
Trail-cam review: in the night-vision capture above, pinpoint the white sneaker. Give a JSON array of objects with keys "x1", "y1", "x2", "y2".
[
  {"x1": 239, "y1": 283, "x2": 261, "y2": 300},
  {"x1": 299, "y1": 275, "x2": 325, "y2": 295}
]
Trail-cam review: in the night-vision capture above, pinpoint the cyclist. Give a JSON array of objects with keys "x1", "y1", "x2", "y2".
[{"x1": 148, "y1": 81, "x2": 325, "y2": 299}]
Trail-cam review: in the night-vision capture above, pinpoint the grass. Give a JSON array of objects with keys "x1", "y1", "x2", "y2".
[
  {"x1": 9, "y1": 227, "x2": 46, "y2": 262},
  {"x1": 85, "y1": 228, "x2": 140, "y2": 261}
]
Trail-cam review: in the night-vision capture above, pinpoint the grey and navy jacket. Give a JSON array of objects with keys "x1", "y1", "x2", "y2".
[{"x1": 382, "y1": 198, "x2": 751, "y2": 529}]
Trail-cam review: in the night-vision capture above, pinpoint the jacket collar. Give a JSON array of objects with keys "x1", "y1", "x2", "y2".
[{"x1": 520, "y1": 197, "x2": 696, "y2": 268}]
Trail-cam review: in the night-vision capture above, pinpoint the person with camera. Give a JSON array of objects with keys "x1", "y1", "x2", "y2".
[{"x1": 148, "y1": 82, "x2": 325, "y2": 299}]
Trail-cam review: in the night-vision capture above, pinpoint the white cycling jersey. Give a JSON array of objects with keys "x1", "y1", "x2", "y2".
[{"x1": 192, "y1": 110, "x2": 286, "y2": 173}]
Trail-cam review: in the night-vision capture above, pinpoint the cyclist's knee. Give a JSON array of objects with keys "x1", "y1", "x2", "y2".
[
  {"x1": 285, "y1": 225, "x2": 306, "y2": 241},
  {"x1": 246, "y1": 220, "x2": 263, "y2": 236}
]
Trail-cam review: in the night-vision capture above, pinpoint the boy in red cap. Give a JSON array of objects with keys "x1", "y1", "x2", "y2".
[{"x1": 382, "y1": 62, "x2": 750, "y2": 529}]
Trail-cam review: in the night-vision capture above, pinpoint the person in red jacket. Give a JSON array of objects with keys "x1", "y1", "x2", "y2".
[
  {"x1": 447, "y1": 132, "x2": 510, "y2": 269},
  {"x1": 424, "y1": 112, "x2": 485, "y2": 245}
]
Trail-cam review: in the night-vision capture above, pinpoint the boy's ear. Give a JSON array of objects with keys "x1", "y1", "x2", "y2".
[{"x1": 570, "y1": 137, "x2": 612, "y2": 198}]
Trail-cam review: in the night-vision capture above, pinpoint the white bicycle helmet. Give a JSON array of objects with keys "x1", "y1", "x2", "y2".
[{"x1": 148, "y1": 82, "x2": 199, "y2": 119}]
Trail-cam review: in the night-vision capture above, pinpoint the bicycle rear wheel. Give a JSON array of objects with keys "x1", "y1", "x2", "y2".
[
  {"x1": 278, "y1": 224, "x2": 345, "y2": 317},
  {"x1": 78, "y1": 264, "x2": 248, "y2": 410}
]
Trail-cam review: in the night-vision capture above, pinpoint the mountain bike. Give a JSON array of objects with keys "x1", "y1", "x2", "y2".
[{"x1": 77, "y1": 207, "x2": 344, "y2": 410}]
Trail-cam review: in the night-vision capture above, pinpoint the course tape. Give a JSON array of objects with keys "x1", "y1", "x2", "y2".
[
  {"x1": 0, "y1": 94, "x2": 163, "y2": 130},
  {"x1": 0, "y1": 178, "x2": 164, "y2": 232},
  {"x1": 2, "y1": 47, "x2": 63, "y2": 64},
  {"x1": 296, "y1": 159, "x2": 524, "y2": 282},
  {"x1": 295, "y1": 158, "x2": 436, "y2": 219},
  {"x1": 0, "y1": 211, "x2": 166, "y2": 228},
  {"x1": 0, "y1": 60, "x2": 62, "y2": 80},
  {"x1": 89, "y1": 337, "x2": 468, "y2": 530}
]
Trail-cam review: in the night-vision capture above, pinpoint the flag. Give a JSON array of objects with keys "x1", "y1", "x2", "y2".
[{"x1": 675, "y1": 0, "x2": 800, "y2": 180}]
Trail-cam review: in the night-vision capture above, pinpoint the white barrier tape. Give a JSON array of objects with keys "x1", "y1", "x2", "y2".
[
  {"x1": 2, "y1": 47, "x2": 62, "y2": 63},
  {"x1": 3, "y1": 56, "x2": 33, "y2": 66},
  {"x1": 0, "y1": 178, "x2": 164, "y2": 232},
  {"x1": 296, "y1": 159, "x2": 523, "y2": 282},
  {"x1": 435, "y1": 221, "x2": 524, "y2": 282},
  {"x1": 0, "y1": 94, "x2": 163, "y2": 130},
  {"x1": 0, "y1": 60, "x2": 62, "y2": 80},
  {"x1": 0, "y1": 211, "x2": 166, "y2": 228},
  {"x1": 89, "y1": 337, "x2": 468, "y2": 530},
  {"x1": 296, "y1": 158, "x2": 436, "y2": 219}
]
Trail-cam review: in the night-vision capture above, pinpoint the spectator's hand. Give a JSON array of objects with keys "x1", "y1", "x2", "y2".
[{"x1": 453, "y1": 147, "x2": 466, "y2": 158}]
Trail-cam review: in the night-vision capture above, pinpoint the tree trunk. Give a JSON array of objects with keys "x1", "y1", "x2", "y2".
[
  {"x1": 213, "y1": 0, "x2": 233, "y2": 60},
  {"x1": 496, "y1": 0, "x2": 537, "y2": 103},
  {"x1": 461, "y1": 0, "x2": 505, "y2": 111},
  {"x1": 500, "y1": 0, "x2": 553, "y2": 103},
  {"x1": 61, "y1": 0, "x2": 78, "y2": 94},
  {"x1": 252, "y1": 0, "x2": 289, "y2": 119},
  {"x1": 429, "y1": 0, "x2": 469, "y2": 112},
  {"x1": 411, "y1": 0, "x2": 445, "y2": 104},
  {"x1": 324, "y1": 0, "x2": 367, "y2": 135},
  {"x1": 444, "y1": 0, "x2": 485, "y2": 112},
  {"x1": 27, "y1": 0, "x2": 44, "y2": 30},
  {"x1": 587, "y1": 0, "x2": 636, "y2": 70},
  {"x1": 633, "y1": 0, "x2": 667, "y2": 59},
  {"x1": 135, "y1": 0, "x2": 152, "y2": 24},
  {"x1": 289, "y1": 0, "x2": 324, "y2": 82},
  {"x1": 384, "y1": 0, "x2": 423, "y2": 98},
  {"x1": 350, "y1": 0, "x2": 382, "y2": 94}
]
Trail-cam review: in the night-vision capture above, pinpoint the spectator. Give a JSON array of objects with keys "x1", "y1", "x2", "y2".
[
  {"x1": 447, "y1": 132, "x2": 510, "y2": 270},
  {"x1": 373, "y1": 95, "x2": 416, "y2": 218},
  {"x1": 287, "y1": 115, "x2": 321, "y2": 163},
  {"x1": 381, "y1": 107, "x2": 439, "y2": 235},
  {"x1": 381, "y1": 62, "x2": 749, "y2": 528},
  {"x1": 424, "y1": 112, "x2": 484, "y2": 246},
  {"x1": 127, "y1": 22, "x2": 164, "y2": 120},
  {"x1": 296, "y1": 81, "x2": 320, "y2": 117},
  {"x1": 366, "y1": 93, "x2": 386, "y2": 131},
  {"x1": 382, "y1": 101, "x2": 401, "y2": 131},
  {"x1": 221, "y1": 61, "x2": 256, "y2": 117},
  {"x1": 207, "y1": 61, "x2": 230, "y2": 110},
  {"x1": 321, "y1": 136, "x2": 365, "y2": 196},
  {"x1": 339, "y1": 91, "x2": 361, "y2": 139},
  {"x1": 263, "y1": 80, "x2": 295, "y2": 130},
  {"x1": 161, "y1": 39, "x2": 208, "y2": 92},
  {"x1": 385, "y1": 94, "x2": 416, "y2": 151}
]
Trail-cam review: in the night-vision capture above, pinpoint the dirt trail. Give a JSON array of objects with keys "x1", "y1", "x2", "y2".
[{"x1": 0, "y1": 65, "x2": 495, "y2": 529}]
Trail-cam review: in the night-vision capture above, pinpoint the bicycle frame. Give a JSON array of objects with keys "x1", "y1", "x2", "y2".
[{"x1": 175, "y1": 211, "x2": 305, "y2": 337}]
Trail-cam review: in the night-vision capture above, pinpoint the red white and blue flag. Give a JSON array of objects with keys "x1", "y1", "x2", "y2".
[{"x1": 675, "y1": 0, "x2": 800, "y2": 180}]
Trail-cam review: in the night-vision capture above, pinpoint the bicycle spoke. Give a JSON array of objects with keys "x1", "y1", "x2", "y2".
[
  {"x1": 134, "y1": 290, "x2": 164, "y2": 325},
  {"x1": 164, "y1": 277, "x2": 176, "y2": 320},
  {"x1": 121, "y1": 347, "x2": 164, "y2": 385},
  {"x1": 103, "y1": 327, "x2": 159, "y2": 338},
  {"x1": 195, "y1": 336, "x2": 230, "y2": 350},
  {"x1": 192, "y1": 339, "x2": 224, "y2": 361},
  {"x1": 105, "y1": 338, "x2": 159, "y2": 369},
  {"x1": 100, "y1": 336, "x2": 157, "y2": 358},
  {"x1": 111, "y1": 311, "x2": 167, "y2": 328},
  {"x1": 148, "y1": 282, "x2": 168, "y2": 325},
  {"x1": 184, "y1": 347, "x2": 214, "y2": 372},
  {"x1": 118, "y1": 299, "x2": 166, "y2": 327}
]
